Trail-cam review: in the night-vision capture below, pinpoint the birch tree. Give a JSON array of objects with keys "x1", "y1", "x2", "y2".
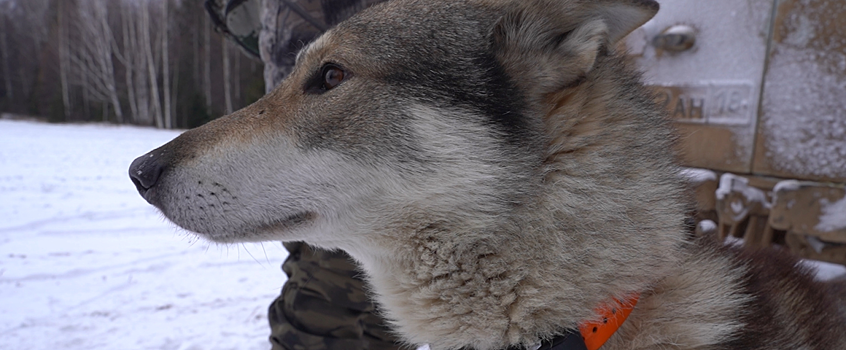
[
  {"x1": 0, "y1": 17, "x2": 13, "y2": 102},
  {"x1": 57, "y1": 0, "x2": 71, "y2": 118},
  {"x1": 141, "y1": 0, "x2": 163, "y2": 127},
  {"x1": 161, "y1": 0, "x2": 172, "y2": 128},
  {"x1": 204, "y1": 13, "x2": 212, "y2": 114},
  {"x1": 2, "y1": 0, "x2": 50, "y2": 105},
  {"x1": 222, "y1": 37, "x2": 233, "y2": 114},
  {"x1": 119, "y1": 1, "x2": 139, "y2": 123},
  {"x1": 0, "y1": 0, "x2": 264, "y2": 126},
  {"x1": 69, "y1": 0, "x2": 124, "y2": 123}
]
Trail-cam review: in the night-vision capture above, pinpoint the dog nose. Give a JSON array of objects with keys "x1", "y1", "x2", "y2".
[{"x1": 129, "y1": 152, "x2": 165, "y2": 197}]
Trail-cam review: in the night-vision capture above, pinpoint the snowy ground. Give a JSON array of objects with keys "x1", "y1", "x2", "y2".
[
  {"x1": 0, "y1": 119, "x2": 289, "y2": 350},
  {"x1": 1, "y1": 119, "x2": 844, "y2": 350}
]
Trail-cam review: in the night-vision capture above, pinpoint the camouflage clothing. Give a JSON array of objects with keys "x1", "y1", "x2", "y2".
[
  {"x1": 269, "y1": 242, "x2": 400, "y2": 350},
  {"x1": 259, "y1": 0, "x2": 385, "y2": 91},
  {"x1": 205, "y1": 0, "x2": 263, "y2": 58}
]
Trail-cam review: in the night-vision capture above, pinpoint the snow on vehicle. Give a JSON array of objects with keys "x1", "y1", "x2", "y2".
[{"x1": 624, "y1": 0, "x2": 846, "y2": 264}]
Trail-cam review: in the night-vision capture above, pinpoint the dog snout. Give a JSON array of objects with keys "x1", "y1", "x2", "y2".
[{"x1": 129, "y1": 152, "x2": 166, "y2": 201}]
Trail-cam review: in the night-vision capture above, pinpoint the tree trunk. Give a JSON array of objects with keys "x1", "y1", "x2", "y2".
[
  {"x1": 57, "y1": 0, "x2": 70, "y2": 118},
  {"x1": 161, "y1": 0, "x2": 172, "y2": 128},
  {"x1": 82, "y1": 73, "x2": 90, "y2": 118},
  {"x1": 203, "y1": 14, "x2": 212, "y2": 114},
  {"x1": 222, "y1": 37, "x2": 233, "y2": 114},
  {"x1": 234, "y1": 45, "x2": 241, "y2": 105},
  {"x1": 171, "y1": 56, "x2": 179, "y2": 128},
  {"x1": 134, "y1": 12, "x2": 150, "y2": 126},
  {"x1": 68, "y1": 0, "x2": 123, "y2": 123},
  {"x1": 0, "y1": 20, "x2": 13, "y2": 102},
  {"x1": 131, "y1": 2, "x2": 151, "y2": 125},
  {"x1": 193, "y1": 19, "x2": 200, "y2": 97},
  {"x1": 141, "y1": 0, "x2": 163, "y2": 128},
  {"x1": 122, "y1": 2, "x2": 138, "y2": 123},
  {"x1": 98, "y1": 0, "x2": 123, "y2": 123}
]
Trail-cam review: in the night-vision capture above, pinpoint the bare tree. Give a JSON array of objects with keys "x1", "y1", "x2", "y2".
[
  {"x1": 69, "y1": 0, "x2": 125, "y2": 123},
  {"x1": 0, "y1": 16, "x2": 13, "y2": 102},
  {"x1": 234, "y1": 43, "x2": 241, "y2": 105},
  {"x1": 193, "y1": 14, "x2": 200, "y2": 98},
  {"x1": 2, "y1": 0, "x2": 50, "y2": 105},
  {"x1": 140, "y1": 0, "x2": 163, "y2": 127},
  {"x1": 119, "y1": 1, "x2": 139, "y2": 123},
  {"x1": 0, "y1": 0, "x2": 264, "y2": 125},
  {"x1": 57, "y1": 0, "x2": 71, "y2": 117},
  {"x1": 222, "y1": 37, "x2": 233, "y2": 114},
  {"x1": 204, "y1": 13, "x2": 212, "y2": 114},
  {"x1": 161, "y1": 0, "x2": 172, "y2": 128},
  {"x1": 121, "y1": 0, "x2": 154, "y2": 125}
]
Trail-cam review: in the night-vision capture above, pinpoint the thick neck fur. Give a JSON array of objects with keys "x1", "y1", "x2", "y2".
[{"x1": 342, "y1": 52, "x2": 691, "y2": 350}]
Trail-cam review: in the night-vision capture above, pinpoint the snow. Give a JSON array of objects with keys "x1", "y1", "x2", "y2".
[
  {"x1": 805, "y1": 235, "x2": 829, "y2": 254},
  {"x1": 627, "y1": 0, "x2": 774, "y2": 166},
  {"x1": 801, "y1": 259, "x2": 846, "y2": 282},
  {"x1": 0, "y1": 119, "x2": 289, "y2": 350},
  {"x1": 626, "y1": 0, "x2": 846, "y2": 181},
  {"x1": 817, "y1": 196, "x2": 846, "y2": 233},
  {"x1": 1, "y1": 119, "x2": 843, "y2": 350},
  {"x1": 715, "y1": 173, "x2": 768, "y2": 204},
  {"x1": 773, "y1": 180, "x2": 802, "y2": 194},
  {"x1": 715, "y1": 173, "x2": 771, "y2": 222},
  {"x1": 679, "y1": 167, "x2": 717, "y2": 184},
  {"x1": 758, "y1": 0, "x2": 846, "y2": 180},
  {"x1": 697, "y1": 219, "x2": 717, "y2": 233},
  {"x1": 771, "y1": 179, "x2": 846, "y2": 233}
]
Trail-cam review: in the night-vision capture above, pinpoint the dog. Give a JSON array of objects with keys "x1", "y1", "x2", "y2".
[{"x1": 129, "y1": 0, "x2": 846, "y2": 348}]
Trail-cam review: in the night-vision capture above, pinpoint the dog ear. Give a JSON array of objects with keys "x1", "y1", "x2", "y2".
[
  {"x1": 595, "y1": 0, "x2": 659, "y2": 44},
  {"x1": 492, "y1": 0, "x2": 657, "y2": 98}
]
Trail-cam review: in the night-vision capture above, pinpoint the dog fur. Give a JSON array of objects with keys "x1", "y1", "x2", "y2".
[{"x1": 129, "y1": 0, "x2": 846, "y2": 349}]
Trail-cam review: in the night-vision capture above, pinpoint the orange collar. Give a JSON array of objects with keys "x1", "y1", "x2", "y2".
[
  {"x1": 577, "y1": 293, "x2": 640, "y2": 350},
  {"x1": 500, "y1": 293, "x2": 640, "y2": 350}
]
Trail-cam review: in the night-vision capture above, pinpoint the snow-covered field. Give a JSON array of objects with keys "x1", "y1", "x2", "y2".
[
  {"x1": 0, "y1": 119, "x2": 289, "y2": 350},
  {"x1": 1, "y1": 119, "x2": 844, "y2": 350}
]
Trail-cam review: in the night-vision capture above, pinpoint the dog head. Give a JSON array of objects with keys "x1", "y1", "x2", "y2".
[
  {"x1": 130, "y1": 0, "x2": 658, "y2": 249},
  {"x1": 130, "y1": 1, "x2": 678, "y2": 347}
]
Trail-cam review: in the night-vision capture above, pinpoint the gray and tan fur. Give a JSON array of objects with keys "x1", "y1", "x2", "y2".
[{"x1": 129, "y1": 0, "x2": 846, "y2": 349}]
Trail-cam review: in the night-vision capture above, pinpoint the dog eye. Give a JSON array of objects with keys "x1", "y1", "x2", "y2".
[
  {"x1": 305, "y1": 64, "x2": 351, "y2": 94},
  {"x1": 322, "y1": 65, "x2": 347, "y2": 90}
]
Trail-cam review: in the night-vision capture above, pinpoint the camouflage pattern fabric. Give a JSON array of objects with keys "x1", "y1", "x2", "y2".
[
  {"x1": 268, "y1": 242, "x2": 401, "y2": 350},
  {"x1": 259, "y1": 0, "x2": 386, "y2": 91},
  {"x1": 205, "y1": 0, "x2": 263, "y2": 58}
]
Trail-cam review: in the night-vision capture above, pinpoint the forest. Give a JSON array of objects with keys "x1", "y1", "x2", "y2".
[{"x1": 0, "y1": 0, "x2": 265, "y2": 128}]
